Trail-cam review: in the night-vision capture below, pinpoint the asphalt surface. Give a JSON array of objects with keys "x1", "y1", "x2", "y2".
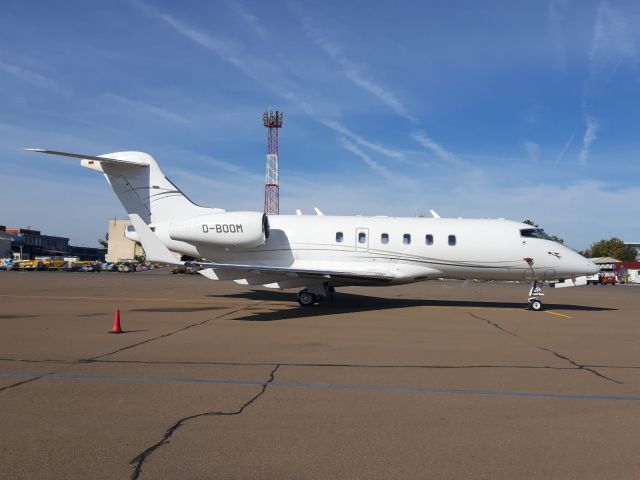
[{"x1": 0, "y1": 270, "x2": 639, "y2": 479}]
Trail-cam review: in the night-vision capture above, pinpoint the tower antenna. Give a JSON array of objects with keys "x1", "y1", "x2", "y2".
[{"x1": 263, "y1": 108, "x2": 283, "y2": 215}]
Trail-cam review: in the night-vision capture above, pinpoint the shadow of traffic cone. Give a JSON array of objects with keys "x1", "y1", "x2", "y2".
[{"x1": 110, "y1": 309, "x2": 123, "y2": 334}]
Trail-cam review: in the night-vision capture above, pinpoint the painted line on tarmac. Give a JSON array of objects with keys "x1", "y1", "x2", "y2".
[
  {"x1": 1, "y1": 370, "x2": 638, "y2": 402},
  {"x1": 545, "y1": 310, "x2": 573, "y2": 319}
]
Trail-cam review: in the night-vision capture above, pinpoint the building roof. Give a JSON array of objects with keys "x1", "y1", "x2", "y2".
[{"x1": 588, "y1": 256, "x2": 620, "y2": 264}]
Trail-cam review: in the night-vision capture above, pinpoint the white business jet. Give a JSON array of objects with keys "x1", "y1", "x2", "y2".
[{"x1": 28, "y1": 149, "x2": 598, "y2": 310}]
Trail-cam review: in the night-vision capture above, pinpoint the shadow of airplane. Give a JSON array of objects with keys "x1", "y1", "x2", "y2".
[
  {"x1": 131, "y1": 306, "x2": 226, "y2": 313},
  {"x1": 206, "y1": 290, "x2": 616, "y2": 322}
]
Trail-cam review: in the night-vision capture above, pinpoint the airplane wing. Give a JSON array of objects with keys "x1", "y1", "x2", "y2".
[
  {"x1": 190, "y1": 261, "x2": 394, "y2": 282},
  {"x1": 129, "y1": 213, "x2": 394, "y2": 287}
]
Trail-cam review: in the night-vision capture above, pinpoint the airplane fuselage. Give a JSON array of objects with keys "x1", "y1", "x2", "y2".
[{"x1": 150, "y1": 215, "x2": 596, "y2": 285}]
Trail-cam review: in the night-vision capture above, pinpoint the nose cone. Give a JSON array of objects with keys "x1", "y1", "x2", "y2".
[
  {"x1": 584, "y1": 257, "x2": 600, "y2": 276},
  {"x1": 567, "y1": 250, "x2": 599, "y2": 276}
]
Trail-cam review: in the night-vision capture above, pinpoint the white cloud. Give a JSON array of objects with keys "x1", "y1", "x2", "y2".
[
  {"x1": 546, "y1": 0, "x2": 569, "y2": 72},
  {"x1": 339, "y1": 138, "x2": 409, "y2": 185},
  {"x1": 554, "y1": 133, "x2": 574, "y2": 166},
  {"x1": 412, "y1": 131, "x2": 464, "y2": 166},
  {"x1": 104, "y1": 93, "x2": 192, "y2": 126},
  {"x1": 578, "y1": 117, "x2": 598, "y2": 164},
  {"x1": 321, "y1": 120, "x2": 406, "y2": 161},
  {"x1": 301, "y1": 18, "x2": 416, "y2": 122},
  {"x1": 135, "y1": 3, "x2": 423, "y2": 173},
  {"x1": 586, "y1": 2, "x2": 637, "y2": 100},
  {"x1": 227, "y1": 0, "x2": 268, "y2": 39},
  {"x1": 0, "y1": 173, "x2": 120, "y2": 246},
  {"x1": 0, "y1": 60, "x2": 72, "y2": 95},
  {"x1": 448, "y1": 179, "x2": 640, "y2": 250}
]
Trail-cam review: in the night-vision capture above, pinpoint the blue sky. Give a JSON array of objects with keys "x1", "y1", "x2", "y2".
[{"x1": 1, "y1": 0, "x2": 639, "y2": 249}]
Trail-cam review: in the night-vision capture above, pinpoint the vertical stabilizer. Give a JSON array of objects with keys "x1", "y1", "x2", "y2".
[{"x1": 27, "y1": 148, "x2": 223, "y2": 223}]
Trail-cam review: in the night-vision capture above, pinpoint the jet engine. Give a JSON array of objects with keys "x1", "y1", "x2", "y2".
[{"x1": 168, "y1": 212, "x2": 270, "y2": 249}]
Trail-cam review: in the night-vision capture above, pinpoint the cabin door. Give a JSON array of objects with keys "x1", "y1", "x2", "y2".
[{"x1": 355, "y1": 228, "x2": 369, "y2": 252}]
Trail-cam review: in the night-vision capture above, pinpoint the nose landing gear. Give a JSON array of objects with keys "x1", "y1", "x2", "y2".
[{"x1": 527, "y1": 280, "x2": 544, "y2": 311}]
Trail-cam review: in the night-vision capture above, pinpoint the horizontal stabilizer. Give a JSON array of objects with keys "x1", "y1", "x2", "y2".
[{"x1": 26, "y1": 148, "x2": 149, "y2": 167}]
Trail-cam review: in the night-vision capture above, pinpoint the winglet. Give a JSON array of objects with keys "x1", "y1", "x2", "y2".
[
  {"x1": 430, "y1": 209, "x2": 441, "y2": 219},
  {"x1": 313, "y1": 207, "x2": 324, "y2": 216},
  {"x1": 129, "y1": 214, "x2": 182, "y2": 265}
]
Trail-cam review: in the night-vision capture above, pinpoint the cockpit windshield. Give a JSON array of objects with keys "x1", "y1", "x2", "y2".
[{"x1": 520, "y1": 228, "x2": 554, "y2": 241}]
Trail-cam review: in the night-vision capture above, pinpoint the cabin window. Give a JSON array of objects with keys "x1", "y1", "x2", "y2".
[
  {"x1": 403, "y1": 234, "x2": 411, "y2": 245},
  {"x1": 358, "y1": 232, "x2": 367, "y2": 244},
  {"x1": 336, "y1": 232, "x2": 344, "y2": 243},
  {"x1": 381, "y1": 233, "x2": 389, "y2": 244},
  {"x1": 425, "y1": 234, "x2": 433, "y2": 245},
  {"x1": 448, "y1": 234, "x2": 456, "y2": 246}
]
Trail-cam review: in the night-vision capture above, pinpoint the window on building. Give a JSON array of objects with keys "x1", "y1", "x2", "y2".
[
  {"x1": 336, "y1": 232, "x2": 344, "y2": 243},
  {"x1": 381, "y1": 233, "x2": 389, "y2": 244},
  {"x1": 403, "y1": 234, "x2": 411, "y2": 245},
  {"x1": 426, "y1": 234, "x2": 434, "y2": 245},
  {"x1": 448, "y1": 234, "x2": 456, "y2": 246},
  {"x1": 358, "y1": 232, "x2": 366, "y2": 244}
]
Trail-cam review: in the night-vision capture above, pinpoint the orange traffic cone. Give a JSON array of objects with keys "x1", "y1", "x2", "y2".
[{"x1": 110, "y1": 309, "x2": 123, "y2": 334}]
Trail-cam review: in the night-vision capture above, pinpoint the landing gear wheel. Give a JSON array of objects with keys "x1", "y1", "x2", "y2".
[
  {"x1": 530, "y1": 300, "x2": 543, "y2": 311},
  {"x1": 297, "y1": 290, "x2": 317, "y2": 307}
]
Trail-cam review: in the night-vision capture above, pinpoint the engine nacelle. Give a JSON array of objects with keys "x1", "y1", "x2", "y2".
[{"x1": 168, "y1": 212, "x2": 269, "y2": 249}]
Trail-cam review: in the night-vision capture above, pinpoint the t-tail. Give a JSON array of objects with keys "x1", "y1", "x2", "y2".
[{"x1": 26, "y1": 149, "x2": 222, "y2": 223}]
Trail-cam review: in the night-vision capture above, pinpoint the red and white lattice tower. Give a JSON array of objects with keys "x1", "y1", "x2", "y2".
[{"x1": 263, "y1": 109, "x2": 283, "y2": 215}]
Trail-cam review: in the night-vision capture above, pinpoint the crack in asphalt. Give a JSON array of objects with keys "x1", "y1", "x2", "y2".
[
  {"x1": 85, "y1": 306, "x2": 249, "y2": 362},
  {"x1": 0, "y1": 373, "x2": 52, "y2": 393},
  {"x1": 0, "y1": 307, "x2": 250, "y2": 395},
  {"x1": 536, "y1": 347, "x2": 623, "y2": 384},
  {"x1": 6, "y1": 357, "x2": 640, "y2": 372},
  {"x1": 467, "y1": 312, "x2": 518, "y2": 337},
  {"x1": 467, "y1": 312, "x2": 622, "y2": 384},
  {"x1": 77, "y1": 359, "x2": 576, "y2": 370},
  {"x1": 129, "y1": 364, "x2": 280, "y2": 480}
]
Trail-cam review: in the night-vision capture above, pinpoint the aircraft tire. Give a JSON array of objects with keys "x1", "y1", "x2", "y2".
[
  {"x1": 297, "y1": 290, "x2": 317, "y2": 307},
  {"x1": 530, "y1": 300, "x2": 543, "y2": 311}
]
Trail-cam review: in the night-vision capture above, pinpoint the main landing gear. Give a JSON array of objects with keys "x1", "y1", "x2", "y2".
[
  {"x1": 527, "y1": 280, "x2": 544, "y2": 311},
  {"x1": 297, "y1": 283, "x2": 335, "y2": 307}
]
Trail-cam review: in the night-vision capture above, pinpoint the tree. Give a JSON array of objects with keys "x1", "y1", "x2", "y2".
[
  {"x1": 583, "y1": 237, "x2": 637, "y2": 261},
  {"x1": 98, "y1": 232, "x2": 109, "y2": 248}
]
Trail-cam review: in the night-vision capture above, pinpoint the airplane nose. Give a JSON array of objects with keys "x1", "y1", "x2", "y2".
[
  {"x1": 565, "y1": 250, "x2": 599, "y2": 276},
  {"x1": 585, "y1": 258, "x2": 599, "y2": 276}
]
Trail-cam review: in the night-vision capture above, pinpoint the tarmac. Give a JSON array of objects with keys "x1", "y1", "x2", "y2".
[{"x1": 0, "y1": 270, "x2": 639, "y2": 479}]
